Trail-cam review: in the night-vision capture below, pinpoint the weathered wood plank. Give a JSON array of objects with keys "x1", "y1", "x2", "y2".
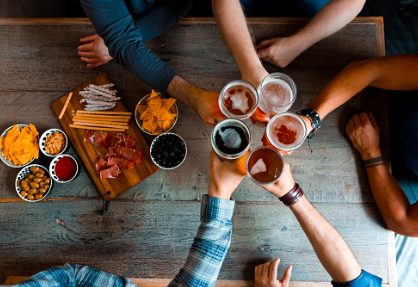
[{"x1": 0, "y1": 200, "x2": 388, "y2": 282}]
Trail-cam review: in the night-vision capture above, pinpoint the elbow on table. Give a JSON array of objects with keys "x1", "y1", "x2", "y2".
[{"x1": 386, "y1": 220, "x2": 418, "y2": 237}]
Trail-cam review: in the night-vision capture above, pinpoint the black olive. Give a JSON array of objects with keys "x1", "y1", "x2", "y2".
[{"x1": 162, "y1": 151, "x2": 168, "y2": 158}]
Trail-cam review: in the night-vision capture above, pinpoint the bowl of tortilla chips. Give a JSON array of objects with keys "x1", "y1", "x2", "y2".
[
  {"x1": 0, "y1": 124, "x2": 39, "y2": 168},
  {"x1": 135, "y1": 90, "x2": 178, "y2": 136}
]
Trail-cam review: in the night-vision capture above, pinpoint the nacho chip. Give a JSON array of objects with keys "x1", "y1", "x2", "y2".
[
  {"x1": 0, "y1": 124, "x2": 39, "y2": 166},
  {"x1": 136, "y1": 90, "x2": 177, "y2": 135}
]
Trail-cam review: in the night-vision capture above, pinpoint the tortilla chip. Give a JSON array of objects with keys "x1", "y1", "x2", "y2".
[
  {"x1": 0, "y1": 124, "x2": 39, "y2": 165},
  {"x1": 138, "y1": 90, "x2": 177, "y2": 135}
]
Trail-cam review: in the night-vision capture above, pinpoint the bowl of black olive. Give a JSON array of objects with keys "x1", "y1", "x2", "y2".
[{"x1": 150, "y1": 133, "x2": 187, "y2": 170}]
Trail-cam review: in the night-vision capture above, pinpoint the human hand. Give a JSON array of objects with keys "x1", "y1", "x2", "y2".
[
  {"x1": 346, "y1": 112, "x2": 381, "y2": 160},
  {"x1": 257, "y1": 36, "x2": 303, "y2": 68},
  {"x1": 78, "y1": 34, "x2": 113, "y2": 68},
  {"x1": 196, "y1": 90, "x2": 225, "y2": 127},
  {"x1": 259, "y1": 163, "x2": 295, "y2": 198},
  {"x1": 209, "y1": 150, "x2": 247, "y2": 200},
  {"x1": 255, "y1": 258, "x2": 292, "y2": 287}
]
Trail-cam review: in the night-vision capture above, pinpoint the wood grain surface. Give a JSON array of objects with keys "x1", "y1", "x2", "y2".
[
  {"x1": 0, "y1": 17, "x2": 394, "y2": 285},
  {"x1": 51, "y1": 74, "x2": 159, "y2": 200}
]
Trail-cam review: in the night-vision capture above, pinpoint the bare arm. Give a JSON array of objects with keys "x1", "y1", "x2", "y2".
[
  {"x1": 257, "y1": 0, "x2": 365, "y2": 67},
  {"x1": 212, "y1": 0, "x2": 268, "y2": 87},
  {"x1": 309, "y1": 54, "x2": 418, "y2": 121},
  {"x1": 259, "y1": 164, "x2": 361, "y2": 284},
  {"x1": 347, "y1": 111, "x2": 418, "y2": 237}
]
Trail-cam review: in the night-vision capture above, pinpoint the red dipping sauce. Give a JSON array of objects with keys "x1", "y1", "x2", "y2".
[{"x1": 55, "y1": 156, "x2": 77, "y2": 181}]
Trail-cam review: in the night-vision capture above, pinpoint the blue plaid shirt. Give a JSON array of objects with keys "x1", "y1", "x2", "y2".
[{"x1": 15, "y1": 195, "x2": 235, "y2": 287}]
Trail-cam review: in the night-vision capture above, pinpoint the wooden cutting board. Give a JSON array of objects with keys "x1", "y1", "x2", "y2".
[{"x1": 52, "y1": 74, "x2": 159, "y2": 200}]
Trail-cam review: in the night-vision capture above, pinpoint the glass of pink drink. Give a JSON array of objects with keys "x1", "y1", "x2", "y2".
[{"x1": 258, "y1": 73, "x2": 297, "y2": 115}]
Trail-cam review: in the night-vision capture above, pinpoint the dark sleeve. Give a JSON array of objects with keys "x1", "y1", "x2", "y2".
[
  {"x1": 79, "y1": 0, "x2": 177, "y2": 94},
  {"x1": 331, "y1": 270, "x2": 383, "y2": 287},
  {"x1": 133, "y1": 0, "x2": 193, "y2": 42}
]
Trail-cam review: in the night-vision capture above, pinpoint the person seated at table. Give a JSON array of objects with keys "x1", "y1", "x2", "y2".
[
  {"x1": 212, "y1": 0, "x2": 366, "y2": 89},
  {"x1": 300, "y1": 54, "x2": 418, "y2": 237},
  {"x1": 252, "y1": 163, "x2": 382, "y2": 287},
  {"x1": 14, "y1": 150, "x2": 246, "y2": 287},
  {"x1": 77, "y1": 0, "x2": 224, "y2": 127}
]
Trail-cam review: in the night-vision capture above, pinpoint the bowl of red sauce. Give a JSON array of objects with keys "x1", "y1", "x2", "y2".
[{"x1": 49, "y1": 154, "x2": 78, "y2": 183}]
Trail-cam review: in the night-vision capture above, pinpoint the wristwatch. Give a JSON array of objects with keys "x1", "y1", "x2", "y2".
[{"x1": 298, "y1": 108, "x2": 321, "y2": 134}]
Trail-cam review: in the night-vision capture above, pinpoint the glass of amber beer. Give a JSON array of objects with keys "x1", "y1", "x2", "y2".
[
  {"x1": 219, "y1": 80, "x2": 259, "y2": 120},
  {"x1": 246, "y1": 146, "x2": 284, "y2": 185},
  {"x1": 263, "y1": 112, "x2": 307, "y2": 152}
]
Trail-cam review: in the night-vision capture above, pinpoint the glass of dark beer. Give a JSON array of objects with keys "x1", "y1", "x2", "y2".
[{"x1": 211, "y1": 118, "x2": 251, "y2": 160}]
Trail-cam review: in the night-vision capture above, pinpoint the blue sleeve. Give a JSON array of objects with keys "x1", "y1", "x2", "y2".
[
  {"x1": 79, "y1": 0, "x2": 178, "y2": 94},
  {"x1": 14, "y1": 263, "x2": 136, "y2": 287},
  {"x1": 332, "y1": 270, "x2": 383, "y2": 287},
  {"x1": 133, "y1": 0, "x2": 193, "y2": 43},
  {"x1": 168, "y1": 195, "x2": 235, "y2": 287}
]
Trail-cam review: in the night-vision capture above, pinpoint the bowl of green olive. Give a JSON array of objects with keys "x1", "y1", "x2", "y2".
[{"x1": 16, "y1": 164, "x2": 52, "y2": 202}]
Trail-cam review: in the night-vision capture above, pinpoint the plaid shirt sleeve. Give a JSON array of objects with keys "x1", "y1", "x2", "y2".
[
  {"x1": 168, "y1": 194, "x2": 235, "y2": 287},
  {"x1": 14, "y1": 263, "x2": 137, "y2": 287}
]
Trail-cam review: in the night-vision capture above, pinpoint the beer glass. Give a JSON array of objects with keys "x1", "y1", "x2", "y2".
[
  {"x1": 258, "y1": 73, "x2": 297, "y2": 114},
  {"x1": 219, "y1": 80, "x2": 259, "y2": 120}
]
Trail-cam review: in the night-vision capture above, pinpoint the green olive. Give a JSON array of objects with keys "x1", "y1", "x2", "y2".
[
  {"x1": 20, "y1": 191, "x2": 28, "y2": 198},
  {"x1": 28, "y1": 189, "x2": 38, "y2": 195},
  {"x1": 39, "y1": 188, "x2": 47, "y2": 194},
  {"x1": 33, "y1": 178, "x2": 42, "y2": 183},
  {"x1": 45, "y1": 178, "x2": 51, "y2": 184},
  {"x1": 39, "y1": 182, "x2": 46, "y2": 188},
  {"x1": 29, "y1": 182, "x2": 39, "y2": 189},
  {"x1": 22, "y1": 185, "x2": 30, "y2": 192},
  {"x1": 34, "y1": 194, "x2": 43, "y2": 200},
  {"x1": 35, "y1": 172, "x2": 44, "y2": 178},
  {"x1": 28, "y1": 174, "x2": 35, "y2": 179},
  {"x1": 29, "y1": 166, "x2": 39, "y2": 173},
  {"x1": 25, "y1": 173, "x2": 30, "y2": 178},
  {"x1": 45, "y1": 184, "x2": 50, "y2": 190},
  {"x1": 27, "y1": 194, "x2": 35, "y2": 200}
]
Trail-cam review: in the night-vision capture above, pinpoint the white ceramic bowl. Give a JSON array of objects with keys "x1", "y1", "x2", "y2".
[
  {"x1": 150, "y1": 133, "x2": 187, "y2": 170},
  {"x1": 16, "y1": 164, "x2": 52, "y2": 202},
  {"x1": 39, "y1": 128, "x2": 68, "y2": 157},
  {"x1": 49, "y1": 154, "x2": 79, "y2": 183},
  {"x1": 134, "y1": 93, "x2": 178, "y2": 136},
  {"x1": 0, "y1": 124, "x2": 39, "y2": 168}
]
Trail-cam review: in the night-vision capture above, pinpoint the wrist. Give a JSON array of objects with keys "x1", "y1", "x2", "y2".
[
  {"x1": 209, "y1": 187, "x2": 232, "y2": 200},
  {"x1": 300, "y1": 115, "x2": 314, "y2": 134},
  {"x1": 241, "y1": 65, "x2": 268, "y2": 89},
  {"x1": 361, "y1": 148, "x2": 382, "y2": 161}
]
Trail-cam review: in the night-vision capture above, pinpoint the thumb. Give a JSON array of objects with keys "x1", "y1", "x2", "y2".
[
  {"x1": 257, "y1": 47, "x2": 270, "y2": 59},
  {"x1": 213, "y1": 111, "x2": 226, "y2": 123},
  {"x1": 80, "y1": 34, "x2": 98, "y2": 43},
  {"x1": 280, "y1": 265, "x2": 292, "y2": 286},
  {"x1": 257, "y1": 39, "x2": 274, "y2": 49}
]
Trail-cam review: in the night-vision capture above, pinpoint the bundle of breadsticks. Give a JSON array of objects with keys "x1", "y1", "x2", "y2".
[
  {"x1": 70, "y1": 110, "x2": 132, "y2": 132},
  {"x1": 79, "y1": 83, "x2": 121, "y2": 111}
]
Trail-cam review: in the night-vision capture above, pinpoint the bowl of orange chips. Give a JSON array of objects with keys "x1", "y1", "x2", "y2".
[{"x1": 135, "y1": 90, "x2": 178, "y2": 136}]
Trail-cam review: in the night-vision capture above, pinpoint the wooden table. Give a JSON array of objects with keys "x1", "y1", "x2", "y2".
[{"x1": 0, "y1": 18, "x2": 396, "y2": 286}]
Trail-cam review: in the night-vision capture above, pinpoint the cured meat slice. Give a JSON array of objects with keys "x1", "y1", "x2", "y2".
[
  {"x1": 84, "y1": 130, "x2": 112, "y2": 147},
  {"x1": 117, "y1": 146, "x2": 143, "y2": 165},
  {"x1": 100, "y1": 165, "x2": 121, "y2": 179},
  {"x1": 108, "y1": 157, "x2": 135, "y2": 170},
  {"x1": 113, "y1": 133, "x2": 137, "y2": 148},
  {"x1": 94, "y1": 158, "x2": 108, "y2": 175}
]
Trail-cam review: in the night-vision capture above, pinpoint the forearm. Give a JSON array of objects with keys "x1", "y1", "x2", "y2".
[
  {"x1": 366, "y1": 162, "x2": 418, "y2": 236},
  {"x1": 308, "y1": 54, "x2": 418, "y2": 120},
  {"x1": 166, "y1": 76, "x2": 201, "y2": 110},
  {"x1": 212, "y1": 0, "x2": 267, "y2": 86},
  {"x1": 293, "y1": 0, "x2": 365, "y2": 51},
  {"x1": 290, "y1": 196, "x2": 361, "y2": 283},
  {"x1": 169, "y1": 195, "x2": 234, "y2": 287}
]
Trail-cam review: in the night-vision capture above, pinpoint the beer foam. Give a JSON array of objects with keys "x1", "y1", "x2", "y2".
[
  {"x1": 230, "y1": 91, "x2": 250, "y2": 114},
  {"x1": 270, "y1": 115, "x2": 304, "y2": 147},
  {"x1": 262, "y1": 79, "x2": 292, "y2": 108},
  {"x1": 219, "y1": 127, "x2": 242, "y2": 149},
  {"x1": 250, "y1": 158, "x2": 267, "y2": 175}
]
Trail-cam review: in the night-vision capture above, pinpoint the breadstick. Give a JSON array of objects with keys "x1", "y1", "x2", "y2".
[
  {"x1": 69, "y1": 124, "x2": 125, "y2": 132},
  {"x1": 76, "y1": 110, "x2": 132, "y2": 116},
  {"x1": 73, "y1": 122, "x2": 128, "y2": 129},
  {"x1": 58, "y1": 92, "x2": 73, "y2": 119}
]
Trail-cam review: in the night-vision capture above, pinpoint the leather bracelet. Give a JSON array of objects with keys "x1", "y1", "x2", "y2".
[{"x1": 279, "y1": 183, "x2": 304, "y2": 206}]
